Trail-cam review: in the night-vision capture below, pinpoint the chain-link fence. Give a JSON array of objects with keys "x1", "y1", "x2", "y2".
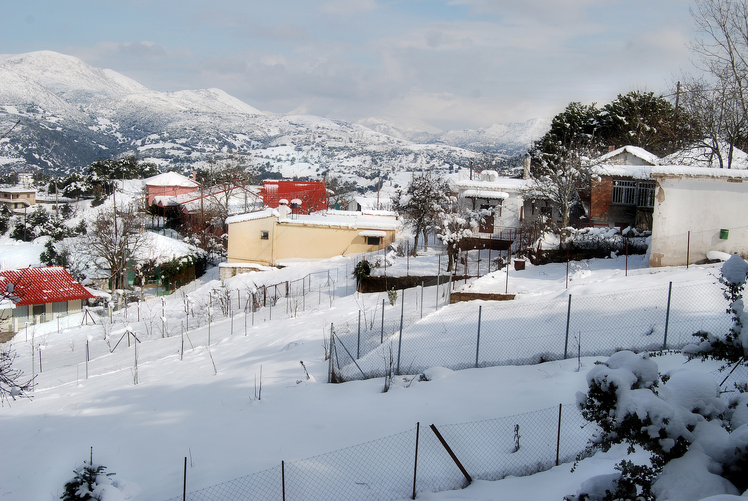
[
  {"x1": 331, "y1": 279, "x2": 732, "y2": 381},
  {"x1": 15, "y1": 252, "x2": 457, "y2": 391},
  {"x1": 164, "y1": 403, "x2": 595, "y2": 501},
  {"x1": 12, "y1": 257, "x2": 369, "y2": 390}
]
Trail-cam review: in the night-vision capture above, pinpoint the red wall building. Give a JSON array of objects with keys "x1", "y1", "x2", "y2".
[{"x1": 262, "y1": 180, "x2": 328, "y2": 213}]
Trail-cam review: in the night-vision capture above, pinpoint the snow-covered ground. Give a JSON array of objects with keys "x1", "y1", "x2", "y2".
[{"x1": 0, "y1": 237, "x2": 742, "y2": 500}]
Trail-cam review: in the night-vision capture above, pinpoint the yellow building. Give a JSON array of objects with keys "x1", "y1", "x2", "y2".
[{"x1": 225, "y1": 208, "x2": 399, "y2": 270}]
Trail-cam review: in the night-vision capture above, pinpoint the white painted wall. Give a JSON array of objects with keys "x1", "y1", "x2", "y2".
[{"x1": 649, "y1": 176, "x2": 748, "y2": 266}]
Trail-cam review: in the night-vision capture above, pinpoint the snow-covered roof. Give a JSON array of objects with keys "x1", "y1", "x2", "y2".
[
  {"x1": 462, "y1": 189, "x2": 509, "y2": 200},
  {"x1": 597, "y1": 145, "x2": 659, "y2": 166},
  {"x1": 0, "y1": 266, "x2": 94, "y2": 307},
  {"x1": 0, "y1": 186, "x2": 36, "y2": 193},
  {"x1": 662, "y1": 143, "x2": 748, "y2": 169},
  {"x1": 133, "y1": 232, "x2": 201, "y2": 264},
  {"x1": 226, "y1": 208, "x2": 278, "y2": 225},
  {"x1": 227, "y1": 209, "x2": 400, "y2": 231},
  {"x1": 454, "y1": 177, "x2": 529, "y2": 193},
  {"x1": 593, "y1": 164, "x2": 748, "y2": 180},
  {"x1": 144, "y1": 172, "x2": 200, "y2": 188}
]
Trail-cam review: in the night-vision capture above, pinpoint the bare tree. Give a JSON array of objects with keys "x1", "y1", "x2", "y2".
[
  {"x1": 87, "y1": 204, "x2": 147, "y2": 291},
  {"x1": 529, "y1": 142, "x2": 594, "y2": 235},
  {"x1": 690, "y1": 0, "x2": 748, "y2": 119},
  {"x1": 679, "y1": 0, "x2": 748, "y2": 166},
  {"x1": 0, "y1": 346, "x2": 34, "y2": 404},
  {"x1": 678, "y1": 76, "x2": 747, "y2": 167}
]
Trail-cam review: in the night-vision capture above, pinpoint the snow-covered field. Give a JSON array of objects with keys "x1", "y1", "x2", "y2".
[{"x1": 0, "y1": 237, "x2": 741, "y2": 500}]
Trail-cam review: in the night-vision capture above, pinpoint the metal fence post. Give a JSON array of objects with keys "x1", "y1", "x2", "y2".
[
  {"x1": 430, "y1": 424, "x2": 472, "y2": 485},
  {"x1": 563, "y1": 294, "x2": 572, "y2": 359},
  {"x1": 475, "y1": 305, "x2": 482, "y2": 368},
  {"x1": 556, "y1": 403, "x2": 562, "y2": 466},
  {"x1": 328, "y1": 323, "x2": 335, "y2": 383},
  {"x1": 412, "y1": 422, "x2": 420, "y2": 500},
  {"x1": 397, "y1": 290, "x2": 404, "y2": 375},
  {"x1": 663, "y1": 282, "x2": 673, "y2": 350},
  {"x1": 86, "y1": 340, "x2": 89, "y2": 379},
  {"x1": 357, "y1": 310, "x2": 361, "y2": 359},
  {"x1": 420, "y1": 281, "x2": 424, "y2": 319},
  {"x1": 435, "y1": 272, "x2": 440, "y2": 310},
  {"x1": 381, "y1": 299, "x2": 385, "y2": 343},
  {"x1": 281, "y1": 460, "x2": 286, "y2": 501}
]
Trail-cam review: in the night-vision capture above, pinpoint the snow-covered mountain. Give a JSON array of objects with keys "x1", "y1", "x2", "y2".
[
  {"x1": 359, "y1": 117, "x2": 550, "y2": 155},
  {"x1": 0, "y1": 51, "x2": 545, "y2": 186}
]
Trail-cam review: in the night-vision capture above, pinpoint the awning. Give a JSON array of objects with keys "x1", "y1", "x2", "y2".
[{"x1": 359, "y1": 230, "x2": 387, "y2": 237}]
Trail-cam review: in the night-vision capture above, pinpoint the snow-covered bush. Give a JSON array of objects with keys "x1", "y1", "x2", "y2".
[
  {"x1": 61, "y1": 461, "x2": 131, "y2": 500},
  {"x1": 684, "y1": 254, "x2": 748, "y2": 367},
  {"x1": 572, "y1": 350, "x2": 747, "y2": 500}
]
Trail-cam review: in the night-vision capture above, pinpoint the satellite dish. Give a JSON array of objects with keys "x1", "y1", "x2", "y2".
[{"x1": 6, "y1": 283, "x2": 13, "y2": 294}]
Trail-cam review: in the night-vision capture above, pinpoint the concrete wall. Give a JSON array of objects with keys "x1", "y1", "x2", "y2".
[
  {"x1": 227, "y1": 216, "x2": 396, "y2": 266},
  {"x1": 649, "y1": 176, "x2": 748, "y2": 267}
]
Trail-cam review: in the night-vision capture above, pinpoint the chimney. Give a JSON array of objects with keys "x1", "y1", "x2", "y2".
[
  {"x1": 608, "y1": 145, "x2": 615, "y2": 153},
  {"x1": 192, "y1": 170, "x2": 197, "y2": 181},
  {"x1": 523, "y1": 154, "x2": 531, "y2": 180}
]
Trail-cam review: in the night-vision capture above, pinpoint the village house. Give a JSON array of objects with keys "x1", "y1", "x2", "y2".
[
  {"x1": 222, "y1": 206, "x2": 399, "y2": 277},
  {"x1": 590, "y1": 146, "x2": 748, "y2": 266},
  {"x1": 452, "y1": 158, "x2": 553, "y2": 249},
  {"x1": 0, "y1": 266, "x2": 94, "y2": 335},
  {"x1": 143, "y1": 171, "x2": 200, "y2": 206},
  {"x1": 588, "y1": 146, "x2": 660, "y2": 231},
  {"x1": 0, "y1": 186, "x2": 36, "y2": 211}
]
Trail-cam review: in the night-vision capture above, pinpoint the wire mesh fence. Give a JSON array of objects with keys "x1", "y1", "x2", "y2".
[
  {"x1": 331, "y1": 279, "x2": 732, "y2": 381},
  {"x1": 164, "y1": 402, "x2": 596, "y2": 501},
  {"x1": 12, "y1": 258, "x2": 366, "y2": 390}
]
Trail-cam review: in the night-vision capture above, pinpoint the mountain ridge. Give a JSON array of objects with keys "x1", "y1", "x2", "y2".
[{"x1": 0, "y1": 51, "x2": 548, "y2": 183}]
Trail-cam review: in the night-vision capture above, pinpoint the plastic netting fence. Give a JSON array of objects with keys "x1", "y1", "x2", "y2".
[{"x1": 164, "y1": 403, "x2": 595, "y2": 501}]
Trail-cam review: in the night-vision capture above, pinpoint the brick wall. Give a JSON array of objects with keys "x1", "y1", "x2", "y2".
[{"x1": 590, "y1": 176, "x2": 613, "y2": 223}]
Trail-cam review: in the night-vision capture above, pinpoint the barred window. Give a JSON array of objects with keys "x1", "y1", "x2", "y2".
[
  {"x1": 612, "y1": 180, "x2": 637, "y2": 205},
  {"x1": 637, "y1": 181, "x2": 656, "y2": 208},
  {"x1": 612, "y1": 180, "x2": 656, "y2": 208}
]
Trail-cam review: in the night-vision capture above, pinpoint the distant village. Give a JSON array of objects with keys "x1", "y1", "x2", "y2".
[{"x1": 0, "y1": 138, "x2": 747, "y2": 338}]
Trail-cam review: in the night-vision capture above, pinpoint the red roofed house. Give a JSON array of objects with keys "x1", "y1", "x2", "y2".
[
  {"x1": 262, "y1": 180, "x2": 327, "y2": 214},
  {"x1": 0, "y1": 267, "x2": 94, "y2": 335}
]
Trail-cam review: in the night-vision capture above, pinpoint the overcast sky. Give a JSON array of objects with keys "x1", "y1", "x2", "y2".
[{"x1": 3, "y1": 0, "x2": 698, "y2": 131}]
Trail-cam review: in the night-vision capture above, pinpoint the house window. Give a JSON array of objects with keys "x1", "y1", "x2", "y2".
[
  {"x1": 637, "y1": 181, "x2": 656, "y2": 208},
  {"x1": 260, "y1": 231, "x2": 269, "y2": 240},
  {"x1": 367, "y1": 236, "x2": 382, "y2": 245},
  {"x1": 612, "y1": 180, "x2": 637, "y2": 205},
  {"x1": 612, "y1": 180, "x2": 656, "y2": 207},
  {"x1": 12, "y1": 305, "x2": 28, "y2": 319}
]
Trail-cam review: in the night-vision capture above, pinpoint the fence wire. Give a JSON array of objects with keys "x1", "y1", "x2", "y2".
[
  {"x1": 165, "y1": 403, "x2": 597, "y2": 501},
  {"x1": 333, "y1": 279, "x2": 732, "y2": 381}
]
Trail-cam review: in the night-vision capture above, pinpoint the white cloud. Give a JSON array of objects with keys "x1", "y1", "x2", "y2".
[{"x1": 320, "y1": 0, "x2": 378, "y2": 16}]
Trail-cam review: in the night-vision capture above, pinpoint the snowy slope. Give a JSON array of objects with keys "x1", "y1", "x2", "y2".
[{"x1": 0, "y1": 228, "x2": 739, "y2": 500}]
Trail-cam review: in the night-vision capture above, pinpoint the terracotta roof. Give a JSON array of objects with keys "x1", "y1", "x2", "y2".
[{"x1": 0, "y1": 267, "x2": 94, "y2": 306}]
